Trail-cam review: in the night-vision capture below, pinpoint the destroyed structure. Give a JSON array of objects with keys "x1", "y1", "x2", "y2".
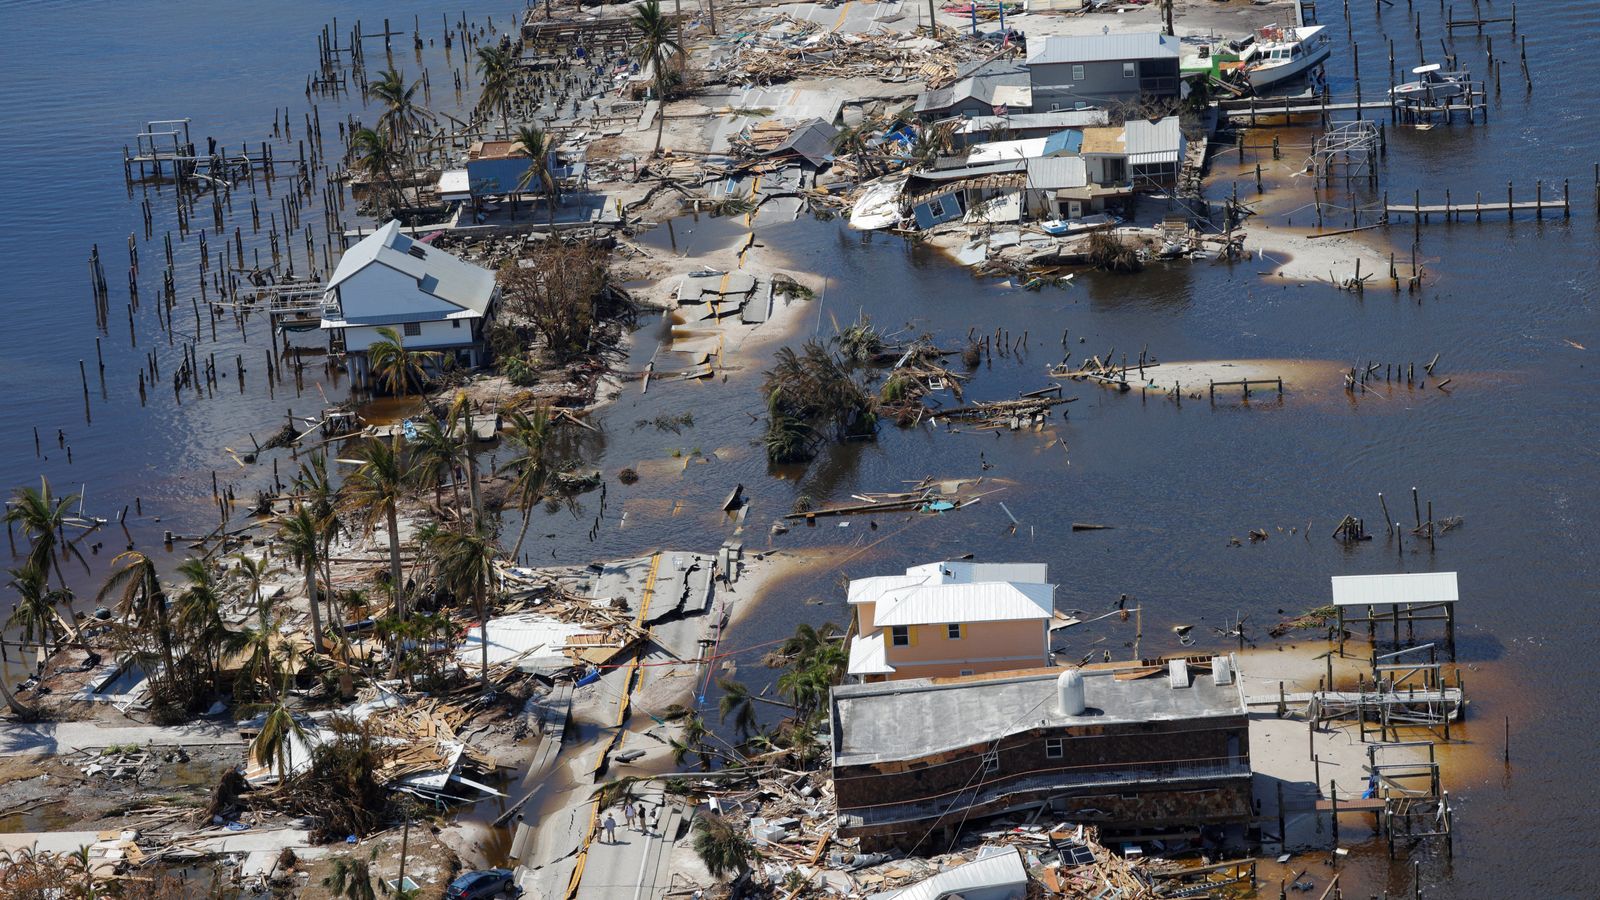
[{"x1": 830, "y1": 659, "x2": 1251, "y2": 851}]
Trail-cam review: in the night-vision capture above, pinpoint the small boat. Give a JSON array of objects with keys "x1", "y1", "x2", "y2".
[
  {"x1": 1040, "y1": 213, "x2": 1122, "y2": 236},
  {"x1": 1389, "y1": 63, "x2": 1470, "y2": 103},
  {"x1": 1240, "y1": 24, "x2": 1331, "y2": 89},
  {"x1": 849, "y1": 178, "x2": 906, "y2": 231}
]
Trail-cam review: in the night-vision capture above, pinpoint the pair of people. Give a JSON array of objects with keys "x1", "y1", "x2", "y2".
[{"x1": 600, "y1": 801, "x2": 651, "y2": 843}]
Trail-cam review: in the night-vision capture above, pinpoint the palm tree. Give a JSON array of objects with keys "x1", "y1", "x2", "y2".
[
  {"x1": 98, "y1": 551, "x2": 178, "y2": 695},
  {"x1": 779, "y1": 621, "x2": 838, "y2": 661},
  {"x1": 4, "y1": 477, "x2": 84, "y2": 630},
  {"x1": 173, "y1": 557, "x2": 235, "y2": 690},
  {"x1": 498, "y1": 406, "x2": 555, "y2": 559},
  {"x1": 351, "y1": 127, "x2": 404, "y2": 218},
  {"x1": 343, "y1": 434, "x2": 413, "y2": 621},
  {"x1": 409, "y1": 416, "x2": 467, "y2": 517},
  {"x1": 6, "y1": 564, "x2": 61, "y2": 658},
  {"x1": 716, "y1": 677, "x2": 760, "y2": 739},
  {"x1": 277, "y1": 505, "x2": 328, "y2": 657},
  {"x1": 369, "y1": 68, "x2": 433, "y2": 150},
  {"x1": 252, "y1": 687, "x2": 306, "y2": 784},
  {"x1": 512, "y1": 124, "x2": 560, "y2": 226},
  {"x1": 629, "y1": 0, "x2": 683, "y2": 155},
  {"x1": 429, "y1": 525, "x2": 497, "y2": 688},
  {"x1": 233, "y1": 553, "x2": 284, "y2": 615},
  {"x1": 323, "y1": 852, "x2": 380, "y2": 900},
  {"x1": 235, "y1": 600, "x2": 287, "y2": 705},
  {"x1": 691, "y1": 813, "x2": 752, "y2": 879},
  {"x1": 475, "y1": 45, "x2": 517, "y2": 137},
  {"x1": 831, "y1": 123, "x2": 877, "y2": 177},
  {"x1": 366, "y1": 326, "x2": 441, "y2": 397}
]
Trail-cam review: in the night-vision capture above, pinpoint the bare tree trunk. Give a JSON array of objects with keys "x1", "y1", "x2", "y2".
[
  {"x1": 476, "y1": 584, "x2": 490, "y2": 689},
  {"x1": 386, "y1": 503, "x2": 406, "y2": 621},
  {"x1": 654, "y1": 72, "x2": 668, "y2": 154},
  {"x1": 304, "y1": 558, "x2": 324, "y2": 657}
]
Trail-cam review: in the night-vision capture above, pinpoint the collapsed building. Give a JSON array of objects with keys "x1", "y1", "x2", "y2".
[{"x1": 829, "y1": 658, "x2": 1252, "y2": 851}]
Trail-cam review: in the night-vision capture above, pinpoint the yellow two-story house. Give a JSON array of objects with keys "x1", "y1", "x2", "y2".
[{"x1": 846, "y1": 561, "x2": 1056, "y2": 682}]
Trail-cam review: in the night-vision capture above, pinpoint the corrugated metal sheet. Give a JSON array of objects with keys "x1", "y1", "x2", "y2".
[
  {"x1": 866, "y1": 847, "x2": 1027, "y2": 900},
  {"x1": 329, "y1": 221, "x2": 497, "y2": 314},
  {"x1": 905, "y1": 561, "x2": 1050, "y2": 584},
  {"x1": 1025, "y1": 156, "x2": 1089, "y2": 190},
  {"x1": 954, "y1": 111, "x2": 1110, "y2": 135},
  {"x1": 874, "y1": 581, "x2": 1055, "y2": 626},
  {"x1": 847, "y1": 574, "x2": 927, "y2": 607},
  {"x1": 967, "y1": 137, "x2": 1049, "y2": 163},
  {"x1": 1026, "y1": 31, "x2": 1178, "y2": 66},
  {"x1": 1329, "y1": 572, "x2": 1459, "y2": 607},
  {"x1": 1123, "y1": 116, "x2": 1184, "y2": 165}
]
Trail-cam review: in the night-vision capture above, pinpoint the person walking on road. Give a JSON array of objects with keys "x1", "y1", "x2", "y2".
[
  {"x1": 623, "y1": 802, "x2": 637, "y2": 830},
  {"x1": 632, "y1": 801, "x2": 646, "y2": 833},
  {"x1": 603, "y1": 813, "x2": 617, "y2": 844}
]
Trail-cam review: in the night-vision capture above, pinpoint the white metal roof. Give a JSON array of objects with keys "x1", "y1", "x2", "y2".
[
  {"x1": 967, "y1": 136, "x2": 1050, "y2": 163},
  {"x1": 1122, "y1": 116, "x2": 1184, "y2": 165},
  {"x1": 847, "y1": 574, "x2": 929, "y2": 607},
  {"x1": 1025, "y1": 156, "x2": 1089, "y2": 191},
  {"x1": 953, "y1": 110, "x2": 1110, "y2": 134},
  {"x1": 457, "y1": 613, "x2": 601, "y2": 665},
  {"x1": 865, "y1": 846, "x2": 1028, "y2": 900},
  {"x1": 904, "y1": 561, "x2": 1051, "y2": 584},
  {"x1": 874, "y1": 581, "x2": 1055, "y2": 627},
  {"x1": 328, "y1": 220, "x2": 497, "y2": 314},
  {"x1": 437, "y1": 168, "x2": 471, "y2": 199},
  {"x1": 1026, "y1": 31, "x2": 1179, "y2": 66},
  {"x1": 847, "y1": 631, "x2": 895, "y2": 676},
  {"x1": 1329, "y1": 572, "x2": 1459, "y2": 607}
]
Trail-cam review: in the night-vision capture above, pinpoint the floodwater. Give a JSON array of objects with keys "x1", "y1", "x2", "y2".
[{"x1": 3, "y1": 1, "x2": 1597, "y2": 897}]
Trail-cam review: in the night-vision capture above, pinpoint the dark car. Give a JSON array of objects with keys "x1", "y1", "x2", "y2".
[{"x1": 445, "y1": 869, "x2": 519, "y2": 900}]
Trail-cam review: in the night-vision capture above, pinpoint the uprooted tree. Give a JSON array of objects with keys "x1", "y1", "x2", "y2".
[{"x1": 761, "y1": 340, "x2": 877, "y2": 464}]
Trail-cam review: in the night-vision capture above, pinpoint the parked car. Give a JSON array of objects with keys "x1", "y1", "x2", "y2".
[{"x1": 446, "y1": 869, "x2": 520, "y2": 900}]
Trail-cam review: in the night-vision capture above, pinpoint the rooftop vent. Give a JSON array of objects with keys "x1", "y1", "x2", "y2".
[
  {"x1": 1167, "y1": 658, "x2": 1190, "y2": 689},
  {"x1": 1212, "y1": 655, "x2": 1234, "y2": 686},
  {"x1": 1056, "y1": 669, "x2": 1085, "y2": 716}
]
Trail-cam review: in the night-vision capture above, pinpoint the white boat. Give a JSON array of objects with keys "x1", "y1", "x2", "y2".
[
  {"x1": 1241, "y1": 25, "x2": 1331, "y2": 89},
  {"x1": 848, "y1": 178, "x2": 906, "y2": 231},
  {"x1": 1389, "y1": 63, "x2": 1470, "y2": 103},
  {"x1": 1040, "y1": 213, "x2": 1122, "y2": 236}
]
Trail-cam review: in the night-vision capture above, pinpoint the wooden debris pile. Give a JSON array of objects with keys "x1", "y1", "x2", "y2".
[
  {"x1": 926, "y1": 395, "x2": 1072, "y2": 431},
  {"x1": 784, "y1": 476, "x2": 1001, "y2": 520},
  {"x1": 707, "y1": 15, "x2": 994, "y2": 88},
  {"x1": 364, "y1": 698, "x2": 498, "y2": 784}
]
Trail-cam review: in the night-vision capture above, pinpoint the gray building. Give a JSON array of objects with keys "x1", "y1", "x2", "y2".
[
  {"x1": 915, "y1": 61, "x2": 1032, "y2": 121},
  {"x1": 1025, "y1": 31, "x2": 1181, "y2": 111}
]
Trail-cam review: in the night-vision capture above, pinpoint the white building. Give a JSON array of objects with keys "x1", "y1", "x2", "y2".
[
  {"x1": 845, "y1": 561, "x2": 1057, "y2": 682},
  {"x1": 320, "y1": 221, "x2": 498, "y2": 382}
]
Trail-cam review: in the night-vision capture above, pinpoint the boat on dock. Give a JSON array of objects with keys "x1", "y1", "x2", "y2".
[
  {"x1": 1389, "y1": 63, "x2": 1470, "y2": 104},
  {"x1": 1039, "y1": 213, "x2": 1122, "y2": 236},
  {"x1": 1239, "y1": 25, "x2": 1330, "y2": 90}
]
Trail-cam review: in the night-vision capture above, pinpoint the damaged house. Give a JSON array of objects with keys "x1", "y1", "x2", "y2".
[
  {"x1": 914, "y1": 61, "x2": 1033, "y2": 121},
  {"x1": 830, "y1": 658, "x2": 1252, "y2": 851}
]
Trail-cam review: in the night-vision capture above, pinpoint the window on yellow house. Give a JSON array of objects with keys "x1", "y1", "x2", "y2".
[
  {"x1": 890, "y1": 625, "x2": 910, "y2": 647},
  {"x1": 947, "y1": 623, "x2": 963, "y2": 639}
]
